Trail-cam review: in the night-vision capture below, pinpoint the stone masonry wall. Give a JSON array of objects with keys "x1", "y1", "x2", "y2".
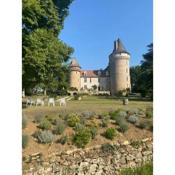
[{"x1": 23, "y1": 138, "x2": 153, "y2": 175}]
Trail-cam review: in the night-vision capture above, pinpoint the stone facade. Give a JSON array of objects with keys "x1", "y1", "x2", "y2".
[
  {"x1": 23, "y1": 138, "x2": 153, "y2": 175},
  {"x1": 69, "y1": 38, "x2": 131, "y2": 95}
]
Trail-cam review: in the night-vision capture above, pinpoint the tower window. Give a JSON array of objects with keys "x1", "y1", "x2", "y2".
[
  {"x1": 126, "y1": 77, "x2": 128, "y2": 81},
  {"x1": 126, "y1": 68, "x2": 128, "y2": 73}
]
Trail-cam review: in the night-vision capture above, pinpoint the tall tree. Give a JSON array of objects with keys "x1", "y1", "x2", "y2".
[
  {"x1": 22, "y1": 0, "x2": 74, "y2": 94},
  {"x1": 130, "y1": 43, "x2": 153, "y2": 98}
]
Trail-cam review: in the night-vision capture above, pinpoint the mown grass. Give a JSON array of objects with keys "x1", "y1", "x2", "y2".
[
  {"x1": 23, "y1": 96, "x2": 153, "y2": 119},
  {"x1": 117, "y1": 162, "x2": 153, "y2": 175}
]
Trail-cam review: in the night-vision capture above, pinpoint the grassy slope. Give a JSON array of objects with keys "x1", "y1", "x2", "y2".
[{"x1": 118, "y1": 162, "x2": 153, "y2": 175}]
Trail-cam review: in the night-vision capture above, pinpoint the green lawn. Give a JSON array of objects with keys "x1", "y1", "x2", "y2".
[{"x1": 23, "y1": 96, "x2": 153, "y2": 119}]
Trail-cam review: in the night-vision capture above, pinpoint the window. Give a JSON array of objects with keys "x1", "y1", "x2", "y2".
[
  {"x1": 84, "y1": 85, "x2": 87, "y2": 89},
  {"x1": 90, "y1": 78, "x2": 92, "y2": 83},
  {"x1": 84, "y1": 77, "x2": 87, "y2": 83},
  {"x1": 98, "y1": 78, "x2": 100, "y2": 83},
  {"x1": 126, "y1": 76, "x2": 128, "y2": 81},
  {"x1": 126, "y1": 68, "x2": 128, "y2": 73}
]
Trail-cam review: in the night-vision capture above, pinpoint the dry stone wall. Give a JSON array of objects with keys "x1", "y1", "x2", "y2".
[{"x1": 23, "y1": 138, "x2": 153, "y2": 175}]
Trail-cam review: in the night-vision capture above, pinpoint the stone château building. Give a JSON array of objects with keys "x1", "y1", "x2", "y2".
[{"x1": 69, "y1": 38, "x2": 131, "y2": 95}]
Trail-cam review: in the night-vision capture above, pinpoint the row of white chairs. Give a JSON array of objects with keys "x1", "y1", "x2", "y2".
[{"x1": 26, "y1": 97, "x2": 72, "y2": 107}]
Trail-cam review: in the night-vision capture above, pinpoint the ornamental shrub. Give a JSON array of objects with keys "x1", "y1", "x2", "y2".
[
  {"x1": 53, "y1": 119, "x2": 66, "y2": 135},
  {"x1": 22, "y1": 134, "x2": 29, "y2": 149},
  {"x1": 34, "y1": 115, "x2": 44, "y2": 123},
  {"x1": 67, "y1": 114, "x2": 80, "y2": 127},
  {"x1": 38, "y1": 118, "x2": 52, "y2": 130},
  {"x1": 82, "y1": 111, "x2": 96, "y2": 120},
  {"x1": 34, "y1": 130, "x2": 54, "y2": 144},
  {"x1": 118, "y1": 122, "x2": 129, "y2": 133},
  {"x1": 127, "y1": 115, "x2": 139, "y2": 124},
  {"x1": 104, "y1": 128, "x2": 117, "y2": 140},
  {"x1": 74, "y1": 123, "x2": 85, "y2": 132},
  {"x1": 89, "y1": 126, "x2": 98, "y2": 139},
  {"x1": 127, "y1": 108, "x2": 139, "y2": 115},
  {"x1": 59, "y1": 135, "x2": 68, "y2": 145},
  {"x1": 73, "y1": 128, "x2": 91, "y2": 148},
  {"x1": 137, "y1": 121, "x2": 148, "y2": 129},
  {"x1": 101, "y1": 116, "x2": 110, "y2": 127},
  {"x1": 115, "y1": 115, "x2": 125, "y2": 126}
]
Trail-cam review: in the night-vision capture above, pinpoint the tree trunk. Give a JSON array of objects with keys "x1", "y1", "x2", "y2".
[{"x1": 44, "y1": 89, "x2": 47, "y2": 96}]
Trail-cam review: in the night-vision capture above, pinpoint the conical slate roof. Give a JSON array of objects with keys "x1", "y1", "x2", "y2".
[
  {"x1": 70, "y1": 58, "x2": 80, "y2": 68},
  {"x1": 113, "y1": 38, "x2": 129, "y2": 54}
]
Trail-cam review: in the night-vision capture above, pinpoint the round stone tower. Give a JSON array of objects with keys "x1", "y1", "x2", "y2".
[
  {"x1": 109, "y1": 38, "x2": 131, "y2": 95},
  {"x1": 69, "y1": 58, "x2": 81, "y2": 91}
]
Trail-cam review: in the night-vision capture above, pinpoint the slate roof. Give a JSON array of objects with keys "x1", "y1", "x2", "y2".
[
  {"x1": 70, "y1": 58, "x2": 80, "y2": 68},
  {"x1": 113, "y1": 38, "x2": 130, "y2": 54}
]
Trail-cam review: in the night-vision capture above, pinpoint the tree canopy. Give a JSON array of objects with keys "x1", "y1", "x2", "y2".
[
  {"x1": 130, "y1": 43, "x2": 153, "y2": 98},
  {"x1": 22, "y1": 0, "x2": 74, "y2": 94}
]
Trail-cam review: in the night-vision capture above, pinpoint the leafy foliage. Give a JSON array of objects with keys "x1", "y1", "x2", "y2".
[
  {"x1": 117, "y1": 162, "x2": 153, "y2": 175},
  {"x1": 101, "y1": 115, "x2": 110, "y2": 127},
  {"x1": 22, "y1": 0, "x2": 74, "y2": 94},
  {"x1": 67, "y1": 114, "x2": 80, "y2": 127},
  {"x1": 34, "y1": 130, "x2": 54, "y2": 143},
  {"x1": 130, "y1": 43, "x2": 153, "y2": 98},
  {"x1": 89, "y1": 126, "x2": 98, "y2": 139},
  {"x1": 73, "y1": 128, "x2": 91, "y2": 148},
  {"x1": 53, "y1": 119, "x2": 66, "y2": 134},
  {"x1": 127, "y1": 115, "x2": 139, "y2": 124},
  {"x1": 38, "y1": 118, "x2": 52, "y2": 130},
  {"x1": 118, "y1": 122, "x2": 128, "y2": 133},
  {"x1": 104, "y1": 128, "x2": 117, "y2": 140}
]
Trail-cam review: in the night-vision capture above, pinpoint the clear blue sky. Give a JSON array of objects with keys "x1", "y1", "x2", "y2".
[{"x1": 60, "y1": 0, "x2": 153, "y2": 70}]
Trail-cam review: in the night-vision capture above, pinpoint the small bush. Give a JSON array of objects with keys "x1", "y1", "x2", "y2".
[
  {"x1": 118, "y1": 111, "x2": 127, "y2": 118},
  {"x1": 34, "y1": 130, "x2": 54, "y2": 144},
  {"x1": 117, "y1": 162, "x2": 153, "y2": 175},
  {"x1": 137, "y1": 121, "x2": 148, "y2": 129},
  {"x1": 34, "y1": 115, "x2": 44, "y2": 123},
  {"x1": 38, "y1": 119, "x2": 52, "y2": 130},
  {"x1": 74, "y1": 123, "x2": 85, "y2": 132},
  {"x1": 89, "y1": 126, "x2": 98, "y2": 139},
  {"x1": 22, "y1": 116, "x2": 27, "y2": 129},
  {"x1": 109, "y1": 111, "x2": 118, "y2": 120},
  {"x1": 22, "y1": 134, "x2": 29, "y2": 149},
  {"x1": 67, "y1": 114, "x2": 80, "y2": 127},
  {"x1": 127, "y1": 108, "x2": 139, "y2": 115},
  {"x1": 58, "y1": 135, "x2": 68, "y2": 145},
  {"x1": 127, "y1": 115, "x2": 139, "y2": 124},
  {"x1": 73, "y1": 128, "x2": 91, "y2": 148},
  {"x1": 115, "y1": 115, "x2": 125, "y2": 126},
  {"x1": 118, "y1": 122, "x2": 128, "y2": 133},
  {"x1": 45, "y1": 115, "x2": 58, "y2": 125},
  {"x1": 101, "y1": 116, "x2": 110, "y2": 127},
  {"x1": 86, "y1": 119, "x2": 98, "y2": 128},
  {"x1": 53, "y1": 120, "x2": 66, "y2": 135},
  {"x1": 82, "y1": 111, "x2": 96, "y2": 120},
  {"x1": 104, "y1": 128, "x2": 117, "y2": 140}
]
